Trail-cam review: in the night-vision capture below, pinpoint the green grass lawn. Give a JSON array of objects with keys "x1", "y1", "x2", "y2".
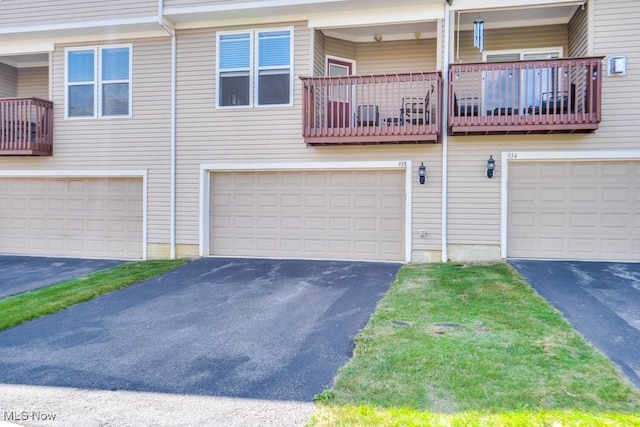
[
  {"x1": 0, "y1": 258, "x2": 189, "y2": 331},
  {"x1": 310, "y1": 263, "x2": 640, "y2": 426}
]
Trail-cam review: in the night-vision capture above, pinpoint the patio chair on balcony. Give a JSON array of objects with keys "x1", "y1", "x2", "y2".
[
  {"x1": 453, "y1": 94, "x2": 479, "y2": 117},
  {"x1": 356, "y1": 104, "x2": 380, "y2": 127},
  {"x1": 527, "y1": 83, "x2": 576, "y2": 115},
  {"x1": 401, "y1": 85, "x2": 434, "y2": 125}
]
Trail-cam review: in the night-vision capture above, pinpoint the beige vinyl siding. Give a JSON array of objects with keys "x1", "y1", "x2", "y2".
[
  {"x1": 326, "y1": 37, "x2": 356, "y2": 63},
  {"x1": 453, "y1": 24, "x2": 568, "y2": 63},
  {"x1": 313, "y1": 30, "x2": 325, "y2": 76},
  {"x1": 0, "y1": 36, "x2": 173, "y2": 247},
  {"x1": 356, "y1": 39, "x2": 437, "y2": 74},
  {"x1": 175, "y1": 24, "x2": 442, "y2": 255},
  {"x1": 17, "y1": 67, "x2": 49, "y2": 100},
  {"x1": 0, "y1": 62, "x2": 17, "y2": 98},
  {"x1": 0, "y1": 0, "x2": 156, "y2": 27},
  {"x1": 568, "y1": 3, "x2": 588, "y2": 57},
  {"x1": 593, "y1": 0, "x2": 640, "y2": 139}
]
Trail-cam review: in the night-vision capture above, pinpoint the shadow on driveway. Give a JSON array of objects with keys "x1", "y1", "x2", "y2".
[
  {"x1": 0, "y1": 256, "x2": 125, "y2": 299},
  {"x1": 509, "y1": 259, "x2": 640, "y2": 391},
  {"x1": 0, "y1": 257, "x2": 401, "y2": 402}
]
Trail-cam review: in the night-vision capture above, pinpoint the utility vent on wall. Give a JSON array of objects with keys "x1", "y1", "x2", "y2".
[{"x1": 608, "y1": 56, "x2": 626, "y2": 76}]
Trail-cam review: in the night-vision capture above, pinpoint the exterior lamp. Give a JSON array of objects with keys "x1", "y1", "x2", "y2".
[
  {"x1": 418, "y1": 162, "x2": 426, "y2": 184},
  {"x1": 486, "y1": 155, "x2": 495, "y2": 179}
]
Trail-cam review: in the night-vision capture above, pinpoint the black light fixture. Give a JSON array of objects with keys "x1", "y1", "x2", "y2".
[
  {"x1": 486, "y1": 155, "x2": 495, "y2": 179},
  {"x1": 418, "y1": 162, "x2": 426, "y2": 185}
]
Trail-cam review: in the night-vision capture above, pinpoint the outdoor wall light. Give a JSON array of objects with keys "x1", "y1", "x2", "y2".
[
  {"x1": 418, "y1": 162, "x2": 426, "y2": 185},
  {"x1": 486, "y1": 155, "x2": 495, "y2": 179}
]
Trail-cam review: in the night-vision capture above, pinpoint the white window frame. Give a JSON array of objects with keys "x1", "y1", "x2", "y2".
[
  {"x1": 65, "y1": 44, "x2": 133, "y2": 119},
  {"x1": 482, "y1": 47, "x2": 563, "y2": 113},
  {"x1": 216, "y1": 27, "x2": 294, "y2": 109}
]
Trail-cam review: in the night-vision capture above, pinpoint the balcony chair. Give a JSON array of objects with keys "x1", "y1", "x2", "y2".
[
  {"x1": 356, "y1": 104, "x2": 380, "y2": 127},
  {"x1": 453, "y1": 94, "x2": 479, "y2": 117},
  {"x1": 400, "y1": 85, "x2": 434, "y2": 125},
  {"x1": 527, "y1": 83, "x2": 576, "y2": 115}
]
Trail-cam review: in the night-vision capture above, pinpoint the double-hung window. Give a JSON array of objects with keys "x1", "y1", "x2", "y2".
[
  {"x1": 66, "y1": 45, "x2": 132, "y2": 118},
  {"x1": 217, "y1": 28, "x2": 293, "y2": 107}
]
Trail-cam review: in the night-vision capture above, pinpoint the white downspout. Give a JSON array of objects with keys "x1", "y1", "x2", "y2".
[
  {"x1": 158, "y1": 0, "x2": 177, "y2": 259},
  {"x1": 441, "y1": 0, "x2": 452, "y2": 263}
]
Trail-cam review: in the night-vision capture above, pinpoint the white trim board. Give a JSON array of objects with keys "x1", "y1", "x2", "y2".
[
  {"x1": 199, "y1": 161, "x2": 412, "y2": 262},
  {"x1": 500, "y1": 150, "x2": 640, "y2": 259},
  {"x1": 0, "y1": 169, "x2": 149, "y2": 260}
]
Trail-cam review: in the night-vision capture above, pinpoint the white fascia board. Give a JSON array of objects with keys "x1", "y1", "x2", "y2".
[
  {"x1": 0, "y1": 17, "x2": 167, "y2": 45},
  {"x1": 307, "y1": 4, "x2": 443, "y2": 30},
  {"x1": 0, "y1": 16, "x2": 159, "y2": 35},
  {"x1": 0, "y1": 41, "x2": 54, "y2": 56},
  {"x1": 502, "y1": 150, "x2": 640, "y2": 162},
  {"x1": 451, "y1": 0, "x2": 584, "y2": 12},
  {"x1": 166, "y1": 0, "x2": 342, "y2": 17}
]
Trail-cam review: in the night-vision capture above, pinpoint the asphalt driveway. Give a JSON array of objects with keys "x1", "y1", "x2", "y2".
[
  {"x1": 0, "y1": 255, "x2": 125, "y2": 299},
  {"x1": 0, "y1": 257, "x2": 401, "y2": 401},
  {"x1": 509, "y1": 260, "x2": 640, "y2": 391}
]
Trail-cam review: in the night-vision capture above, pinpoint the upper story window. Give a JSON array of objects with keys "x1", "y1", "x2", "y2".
[
  {"x1": 217, "y1": 28, "x2": 293, "y2": 108},
  {"x1": 65, "y1": 45, "x2": 132, "y2": 118}
]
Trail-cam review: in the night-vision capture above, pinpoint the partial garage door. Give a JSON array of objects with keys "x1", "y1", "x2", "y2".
[
  {"x1": 508, "y1": 160, "x2": 640, "y2": 261},
  {"x1": 0, "y1": 177, "x2": 143, "y2": 259},
  {"x1": 210, "y1": 170, "x2": 405, "y2": 261}
]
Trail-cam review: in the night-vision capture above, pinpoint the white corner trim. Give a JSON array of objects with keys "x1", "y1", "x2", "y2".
[
  {"x1": 0, "y1": 170, "x2": 149, "y2": 260},
  {"x1": 500, "y1": 150, "x2": 640, "y2": 258},
  {"x1": 199, "y1": 161, "x2": 412, "y2": 262}
]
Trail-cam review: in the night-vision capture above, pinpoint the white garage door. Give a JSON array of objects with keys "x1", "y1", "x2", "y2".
[
  {"x1": 0, "y1": 177, "x2": 143, "y2": 259},
  {"x1": 508, "y1": 160, "x2": 640, "y2": 261},
  {"x1": 210, "y1": 170, "x2": 405, "y2": 261}
]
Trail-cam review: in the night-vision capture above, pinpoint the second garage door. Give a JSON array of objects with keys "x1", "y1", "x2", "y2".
[
  {"x1": 508, "y1": 160, "x2": 640, "y2": 261},
  {"x1": 0, "y1": 177, "x2": 143, "y2": 259},
  {"x1": 210, "y1": 170, "x2": 405, "y2": 261}
]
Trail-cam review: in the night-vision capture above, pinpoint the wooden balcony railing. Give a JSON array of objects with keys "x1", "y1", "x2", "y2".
[
  {"x1": 301, "y1": 72, "x2": 442, "y2": 145},
  {"x1": 449, "y1": 57, "x2": 604, "y2": 135},
  {"x1": 0, "y1": 98, "x2": 54, "y2": 156}
]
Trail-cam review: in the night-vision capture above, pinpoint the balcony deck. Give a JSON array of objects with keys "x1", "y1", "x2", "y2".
[
  {"x1": 449, "y1": 57, "x2": 603, "y2": 135},
  {"x1": 0, "y1": 98, "x2": 54, "y2": 156},
  {"x1": 300, "y1": 72, "x2": 442, "y2": 145}
]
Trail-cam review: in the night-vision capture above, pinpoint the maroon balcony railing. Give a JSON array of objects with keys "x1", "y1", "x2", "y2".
[
  {"x1": 0, "y1": 97, "x2": 54, "y2": 156},
  {"x1": 449, "y1": 57, "x2": 604, "y2": 135},
  {"x1": 300, "y1": 72, "x2": 442, "y2": 145}
]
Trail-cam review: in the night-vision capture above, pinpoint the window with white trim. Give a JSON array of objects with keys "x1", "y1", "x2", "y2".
[
  {"x1": 66, "y1": 45, "x2": 132, "y2": 118},
  {"x1": 217, "y1": 28, "x2": 293, "y2": 107}
]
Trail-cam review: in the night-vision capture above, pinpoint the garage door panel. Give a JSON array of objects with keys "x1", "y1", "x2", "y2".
[
  {"x1": 508, "y1": 160, "x2": 640, "y2": 261},
  {"x1": 210, "y1": 170, "x2": 405, "y2": 261},
  {"x1": 0, "y1": 177, "x2": 143, "y2": 259}
]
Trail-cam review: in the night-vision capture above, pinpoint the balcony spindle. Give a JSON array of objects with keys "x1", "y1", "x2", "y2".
[{"x1": 0, "y1": 98, "x2": 53, "y2": 156}]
